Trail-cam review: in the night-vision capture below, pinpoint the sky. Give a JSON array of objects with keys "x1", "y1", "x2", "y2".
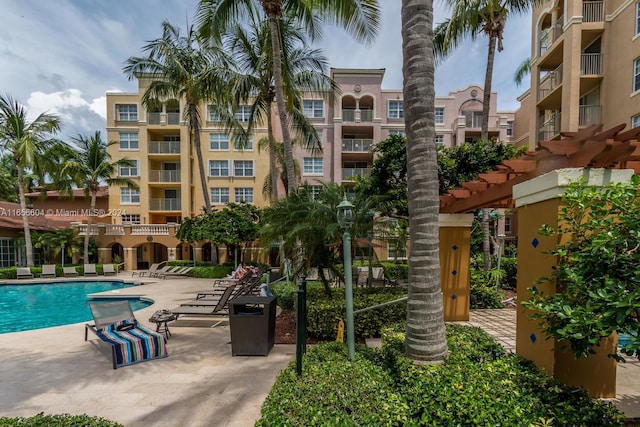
[{"x1": 0, "y1": 0, "x2": 532, "y2": 140}]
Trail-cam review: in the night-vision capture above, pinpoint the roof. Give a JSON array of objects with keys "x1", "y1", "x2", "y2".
[
  {"x1": 0, "y1": 201, "x2": 71, "y2": 231},
  {"x1": 440, "y1": 124, "x2": 640, "y2": 213},
  {"x1": 25, "y1": 186, "x2": 108, "y2": 200}
]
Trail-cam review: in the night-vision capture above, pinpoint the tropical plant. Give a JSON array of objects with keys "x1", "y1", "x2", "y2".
[
  {"x1": 523, "y1": 177, "x2": 640, "y2": 361},
  {"x1": 0, "y1": 94, "x2": 63, "y2": 266},
  {"x1": 123, "y1": 21, "x2": 234, "y2": 211},
  {"x1": 401, "y1": 0, "x2": 448, "y2": 364},
  {"x1": 60, "y1": 131, "x2": 139, "y2": 263},
  {"x1": 196, "y1": 0, "x2": 380, "y2": 195},
  {"x1": 257, "y1": 137, "x2": 301, "y2": 198},
  {"x1": 514, "y1": 57, "x2": 531, "y2": 86},
  {"x1": 223, "y1": 13, "x2": 335, "y2": 201}
]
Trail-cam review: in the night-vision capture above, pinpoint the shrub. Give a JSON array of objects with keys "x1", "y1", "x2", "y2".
[
  {"x1": 469, "y1": 268, "x2": 505, "y2": 308},
  {"x1": 186, "y1": 265, "x2": 233, "y2": 279},
  {"x1": 0, "y1": 413, "x2": 123, "y2": 426},
  {"x1": 500, "y1": 257, "x2": 517, "y2": 287},
  {"x1": 270, "y1": 281, "x2": 298, "y2": 309},
  {"x1": 379, "y1": 261, "x2": 408, "y2": 282}
]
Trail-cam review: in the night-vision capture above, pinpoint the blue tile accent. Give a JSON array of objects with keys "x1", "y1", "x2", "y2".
[
  {"x1": 451, "y1": 294, "x2": 457, "y2": 300},
  {"x1": 530, "y1": 333, "x2": 537, "y2": 343},
  {"x1": 531, "y1": 237, "x2": 539, "y2": 248},
  {"x1": 452, "y1": 245, "x2": 458, "y2": 251},
  {"x1": 531, "y1": 285, "x2": 538, "y2": 293},
  {"x1": 451, "y1": 270, "x2": 457, "y2": 276}
]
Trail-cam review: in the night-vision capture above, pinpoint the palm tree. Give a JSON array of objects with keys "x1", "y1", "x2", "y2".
[
  {"x1": 61, "y1": 131, "x2": 139, "y2": 264},
  {"x1": 401, "y1": 0, "x2": 448, "y2": 363},
  {"x1": 123, "y1": 21, "x2": 234, "y2": 211},
  {"x1": 224, "y1": 13, "x2": 336, "y2": 201},
  {"x1": 257, "y1": 137, "x2": 301, "y2": 198},
  {"x1": 196, "y1": 0, "x2": 380, "y2": 195},
  {"x1": 514, "y1": 57, "x2": 531, "y2": 86},
  {"x1": 0, "y1": 94, "x2": 63, "y2": 267}
]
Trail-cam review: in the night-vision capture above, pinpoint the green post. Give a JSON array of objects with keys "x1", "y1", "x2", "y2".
[
  {"x1": 296, "y1": 275, "x2": 307, "y2": 375},
  {"x1": 343, "y1": 230, "x2": 355, "y2": 361}
]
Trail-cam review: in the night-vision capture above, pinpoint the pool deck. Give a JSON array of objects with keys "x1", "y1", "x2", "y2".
[{"x1": 0, "y1": 276, "x2": 638, "y2": 425}]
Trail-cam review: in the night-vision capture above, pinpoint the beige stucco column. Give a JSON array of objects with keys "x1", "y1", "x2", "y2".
[
  {"x1": 193, "y1": 247, "x2": 203, "y2": 263},
  {"x1": 123, "y1": 247, "x2": 137, "y2": 272},
  {"x1": 97, "y1": 248, "x2": 111, "y2": 264},
  {"x1": 439, "y1": 213, "x2": 474, "y2": 321},
  {"x1": 513, "y1": 168, "x2": 634, "y2": 397}
]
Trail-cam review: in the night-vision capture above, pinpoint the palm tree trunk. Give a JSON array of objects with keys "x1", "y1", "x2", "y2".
[
  {"x1": 189, "y1": 103, "x2": 212, "y2": 211},
  {"x1": 267, "y1": 107, "x2": 279, "y2": 201},
  {"x1": 402, "y1": 0, "x2": 448, "y2": 363},
  {"x1": 267, "y1": 14, "x2": 296, "y2": 195},
  {"x1": 84, "y1": 192, "x2": 96, "y2": 263},
  {"x1": 16, "y1": 166, "x2": 33, "y2": 267},
  {"x1": 481, "y1": 34, "x2": 497, "y2": 270}
]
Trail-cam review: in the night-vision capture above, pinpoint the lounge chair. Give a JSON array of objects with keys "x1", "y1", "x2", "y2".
[
  {"x1": 159, "y1": 266, "x2": 194, "y2": 279},
  {"x1": 102, "y1": 264, "x2": 117, "y2": 276},
  {"x1": 83, "y1": 264, "x2": 98, "y2": 277},
  {"x1": 149, "y1": 265, "x2": 174, "y2": 278},
  {"x1": 132, "y1": 262, "x2": 162, "y2": 278},
  {"x1": 16, "y1": 267, "x2": 33, "y2": 279},
  {"x1": 63, "y1": 266, "x2": 79, "y2": 277},
  {"x1": 40, "y1": 264, "x2": 57, "y2": 279},
  {"x1": 172, "y1": 284, "x2": 236, "y2": 319},
  {"x1": 85, "y1": 300, "x2": 168, "y2": 369}
]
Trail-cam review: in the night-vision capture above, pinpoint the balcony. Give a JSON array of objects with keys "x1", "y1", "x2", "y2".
[
  {"x1": 538, "y1": 64, "x2": 563, "y2": 102},
  {"x1": 77, "y1": 224, "x2": 99, "y2": 236},
  {"x1": 130, "y1": 224, "x2": 171, "y2": 235},
  {"x1": 166, "y1": 112, "x2": 180, "y2": 125},
  {"x1": 342, "y1": 109, "x2": 355, "y2": 122},
  {"x1": 149, "y1": 170, "x2": 181, "y2": 183},
  {"x1": 579, "y1": 105, "x2": 602, "y2": 127},
  {"x1": 148, "y1": 141, "x2": 181, "y2": 154},
  {"x1": 148, "y1": 112, "x2": 161, "y2": 125},
  {"x1": 537, "y1": 112, "x2": 562, "y2": 142},
  {"x1": 464, "y1": 113, "x2": 483, "y2": 128},
  {"x1": 360, "y1": 110, "x2": 373, "y2": 122},
  {"x1": 539, "y1": 24, "x2": 563, "y2": 56},
  {"x1": 342, "y1": 139, "x2": 373, "y2": 152},
  {"x1": 75, "y1": 223, "x2": 177, "y2": 237},
  {"x1": 581, "y1": 53, "x2": 602, "y2": 75},
  {"x1": 149, "y1": 198, "x2": 181, "y2": 211},
  {"x1": 342, "y1": 167, "x2": 371, "y2": 180},
  {"x1": 582, "y1": 1, "x2": 604, "y2": 22}
]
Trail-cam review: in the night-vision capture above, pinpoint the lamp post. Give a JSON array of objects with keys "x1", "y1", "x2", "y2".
[
  {"x1": 337, "y1": 195, "x2": 356, "y2": 361},
  {"x1": 61, "y1": 243, "x2": 65, "y2": 268},
  {"x1": 496, "y1": 234, "x2": 506, "y2": 289}
]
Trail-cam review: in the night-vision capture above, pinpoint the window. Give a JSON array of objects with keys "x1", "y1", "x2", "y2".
[
  {"x1": 118, "y1": 160, "x2": 139, "y2": 177},
  {"x1": 119, "y1": 133, "x2": 138, "y2": 150},
  {"x1": 208, "y1": 105, "x2": 223, "y2": 122},
  {"x1": 635, "y1": 58, "x2": 640, "y2": 92},
  {"x1": 309, "y1": 185, "x2": 322, "y2": 200},
  {"x1": 504, "y1": 217, "x2": 512, "y2": 233},
  {"x1": 632, "y1": 114, "x2": 640, "y2": 128},
  {"x1": 303, "y1": 100, "x2": 324, "y2": 118},
  {"x1": 117, "y1": 104, "x2": 138, "y2": 121},
  {"x1": 435, "y1": 107, "x2": 444, "y2": 124},
  {"x1": 506, "y1": 120, "x2": 514, "y2": 136},
  {"x1": 388, "y1": 100, "x2": 404, "y2": 119},
  {"x1": 210, "y1": 187, "x2": 230, "y2": 204},
  {"x1": 210, "y1": 133, "x2": 229, "y2": 150},
  {"x1": 235, "y1": 105, "x2": 251, "y2": 122},
  {"x1": 209, "y1": 160, "x2": 229, "y2": 177},
  {"x1": 121, "y1": 214, "x2": 140, "y2": 225},
  {"x1": 435, "y1": 135, "x2": 444, "y2": 147},
  {"x1": 233, "y1": 160, "x2": 254, "y2": 177},
  {"x1": 636, "y1": 2, "x2": 640, "y2": 36},
  {"x1": 388, "y1": 245, "x2": 407, "y2": 260},
  {"x1": 389, "y1": 129, "x2": 406, "y2": 137},
  {"x1": 120, "y1": 188, "x2": 140, "y2": 204},
  {"x1": 0, "y1": 239, "x2": 16, "y2": 268},
  {"x1": 235, "y1": 187, "x2": 254, "y2": 203},
  {"x1": 303, "y1": 157, "x2": 323, "y2": 174},
  {"x1": 234, "y1": 135, "x2": 253, "y2": 151}
]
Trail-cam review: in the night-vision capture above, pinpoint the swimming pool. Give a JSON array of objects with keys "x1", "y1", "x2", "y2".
[{"x1": 0, "y1": 281, "x2": 152, "y2": 334}]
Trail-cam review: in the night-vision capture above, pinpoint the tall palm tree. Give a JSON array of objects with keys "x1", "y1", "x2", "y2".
[
  {"x1": 224, "y1": 13, "x2": 335, "y2": 201},
  {"x1": 434, "y1": 0, "x2": 537, "y2": 270},
  {"x1": 0, "y1": 94, "x2": 63, "y2": 267},
  {"x1": 61, "y1": 131, "x2": 139, "y2": 264},
  {"x1": 402, "y1": 0, "x2": 448, "y2": 363},
  {"x1": 196, "y1": 0, "x2": 380, "y2": 195},
  {"x1": 258, "y1": 138, "x2": 301, "y2": 198},
  {"x1": 123, "y1": 21, "x2": 234, "y2": 211}
]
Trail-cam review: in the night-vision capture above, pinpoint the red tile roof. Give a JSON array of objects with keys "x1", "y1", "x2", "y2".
[{"x1": 0, "y1": 201, "x2": 72, "y2": 231}]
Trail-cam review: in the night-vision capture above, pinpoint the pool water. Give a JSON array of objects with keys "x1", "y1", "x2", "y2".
[{"x1": 0, "y1": 281, "x2": 152, "y2": 334}]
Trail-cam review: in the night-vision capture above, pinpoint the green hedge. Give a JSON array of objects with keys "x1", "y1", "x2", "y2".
[
  {"x1": 379, "y1": 261, "x2": 408, "y2": 282},
  {"x1": 258, "y1": 326, "x2": 624, "y2": 427},
  {"x1": 0, "y1": 413, "x2": 122, "y2": 426}
]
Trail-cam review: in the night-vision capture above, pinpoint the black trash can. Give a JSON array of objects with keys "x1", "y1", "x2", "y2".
[{"x1": 228, "y1": 296, "x2": 277, "y2": 356}]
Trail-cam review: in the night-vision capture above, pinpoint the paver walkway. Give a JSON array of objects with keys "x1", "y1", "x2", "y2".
[{"x1": 462, "y1": 309, "x2": 640, "y2": 419}]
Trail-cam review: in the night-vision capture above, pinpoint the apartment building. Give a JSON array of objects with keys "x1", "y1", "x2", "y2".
[
  {"x1": 78, "y1": 69, "x2": 515, "y2": 270},
  {"x1": 517, "y1": 0, "x2": 640, "y2": 149}
]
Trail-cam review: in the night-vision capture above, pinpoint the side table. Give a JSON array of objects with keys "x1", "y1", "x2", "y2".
[{"x1": 149, "y1": 311, "x2": 177, "y2": 340}]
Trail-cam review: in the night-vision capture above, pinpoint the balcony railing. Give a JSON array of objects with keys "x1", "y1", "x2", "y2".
[
  {"x1": 537, "y1": 112, "x2": 562, "y2": 141},
  {"x1": 148, "y1": 141, "x2": 181, "y2": 154},
  {"x1": 581, "y1": 53, "x2": 602, "y2": 75},
  {"x1": 342, "y1": 167, "x2": 371, "y2": 180},
  {"x1": 148, "y1": 112, "x2": 161, "y2": 124},
  {"x1": 342, "y1": 109, "x2": 355, "y2": 122},
  {"x1": 130, "y1": 224, "x2": 171, "y2": 235},
  {"x1": 149, "y1": 198, "x2": 181, "y2": 211},
  {"x1": 166, "y1": 112, "x2": 180, "y2": 125},
  {"x1": 579, "y1": 105, "x2": 602, "y2": 127},
  {"x1": 77, "y1": 224, "x2": 99, "y2": 236},
  {"x1": 538, "y1": 64, "x2": 563, "y2": 100},
  {"x1": 360, "y1": 110, "x2": 373, "y2": 122},
  {"x1": 105, "y1": 224, "x2": 124, "y2": 235},
  {"x1": 582, "y1": 1, "x2": 604, "y2": 22},
  {"x1": 149, "y1": 170, "x2": 181, "y2": 182},
  {"x1": 342, "y1": 139, "x2": 373, "y2": 152},
  {"x1": 539, "y1": 23, "x2": 563, "y2": 55},
  {"x1": 464, "y1": 113, "x2": 483, "y2": 128}
]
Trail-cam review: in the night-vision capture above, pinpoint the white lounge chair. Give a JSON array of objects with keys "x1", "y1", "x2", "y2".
[
  {"x1": 40, "y1": 264, "x2": 57, "y2": 279},
  {"x1": 102, "y1": 264, "x2": 116, "y2": 276},
  {"x1": 16, "y1": 267, "x2": 33, "y2": 279},
  {"x1": 63, "y1": 267, "x2": 79, "y2": 277},
  {"x1": 83, "y1": 264, "x2": 98, "y2": 277}
]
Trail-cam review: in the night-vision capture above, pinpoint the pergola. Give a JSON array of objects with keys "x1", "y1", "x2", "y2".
[{"x1": 439, "y1": 124, "x2": 640, "y2": 213}]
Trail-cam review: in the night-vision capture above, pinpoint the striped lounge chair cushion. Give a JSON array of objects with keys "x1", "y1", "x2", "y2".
[{"x1": 96, "y1": 320, "x2": 168, "y2": 368}]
